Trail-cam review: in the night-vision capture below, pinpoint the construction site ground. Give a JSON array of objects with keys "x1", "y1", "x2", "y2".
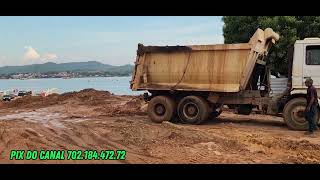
[{"x1": 1, "y1": 89, "x2": 320, "y2": 164}]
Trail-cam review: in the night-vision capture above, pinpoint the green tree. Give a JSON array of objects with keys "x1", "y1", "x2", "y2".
[
  {"x1": 222, "y1": 16, "x2": 320, "y2": 77},
  {"x1": 296, "y1": 16, "x2": 320, "y2": 38}
]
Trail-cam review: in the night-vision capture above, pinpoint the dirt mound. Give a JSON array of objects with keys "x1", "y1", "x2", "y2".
[
  {"x1": 57, "y1": 88, "x2": 112, "y2": 106},
  {"x1": 1, "y1": 89, "x2": 146, "y2": 117},
  {"x1": 4, "y1": 95, "x2": 53, "y2": 108},
  {"x1": 93, "y1": 95, "x2": 147, "y2": 116},
  {"x1": 115, "y1": 96, "x2": 147, "y2": 115},
  {"x1": 59, "y1": 88, "x2": 111, "y2": 100},
  {"x1": 2, "y1": 89, "x2": 113, "y2": 109}
]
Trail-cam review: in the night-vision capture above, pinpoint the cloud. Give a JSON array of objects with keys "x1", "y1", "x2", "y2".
[
  {"x1": 23, "y1": 46, "x2": 41, "y2": 61},
  {"x1": 22, "y1": 46, "x2": 57, "y2": 64},
  {"x1": 42, "y1": 53, "x2": 58, "y2": 60}
]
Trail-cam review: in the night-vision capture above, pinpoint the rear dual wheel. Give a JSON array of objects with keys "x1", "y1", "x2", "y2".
[
  {"x1": 148, "y1": 96, "x2": 176, "y2": 123},
  {"x1": 177, "y1": 96, "x2": 209, "y2": 124},
  {"x1": 148, "y1": 95, "x2": 211, "y2": 125}
]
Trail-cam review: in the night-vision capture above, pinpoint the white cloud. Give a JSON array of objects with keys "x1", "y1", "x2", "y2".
[
  {"x1": 42, "y1": 53, "x2": 58, "y2": 60},
  {"x1": 22, "y1": 46, "x2": 57, "y2": 64},
  {"x1": 23, "y1": 46, "x2": 41, "y2": 61}
]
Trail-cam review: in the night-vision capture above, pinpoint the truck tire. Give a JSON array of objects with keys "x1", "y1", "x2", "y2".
[
  {"x1": 283, "y1": 98, "x2": 319, "y2": 130},
  {"x1": 236, "y1": 105, "x2": 252, "y2": 115},
  {"x1": 177, "y1": 96, "x2": 209, "y2": 124},
  {"x1": 148, "y1": 96, "x2": 176, "y2": 123}
]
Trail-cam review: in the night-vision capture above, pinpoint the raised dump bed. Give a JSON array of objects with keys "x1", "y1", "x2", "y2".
[{"x1": 131, "y1": 28, "x2": 279, "y2": 93}]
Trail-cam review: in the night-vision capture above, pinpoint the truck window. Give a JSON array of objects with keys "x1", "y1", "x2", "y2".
[{"x1": 306, "y1": 45, "x2": 320, "y2": 65}]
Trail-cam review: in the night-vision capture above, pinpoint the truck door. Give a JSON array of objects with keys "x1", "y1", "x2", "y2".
[{"x1": 303, "y1": 44, "x2": 320, "y2": 88}]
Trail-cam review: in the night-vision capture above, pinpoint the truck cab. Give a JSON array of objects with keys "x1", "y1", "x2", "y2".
[
  {"x1": 291, "y1": 38, "x2": 320, "y2": 95},
  {"x1": 280, "y1": 38, "x2": 320, "y2": 130}
]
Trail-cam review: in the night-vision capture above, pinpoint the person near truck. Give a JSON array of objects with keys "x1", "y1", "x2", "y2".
[{"x1": 304, "y1": 78, "x2": 319, "y2": 134}]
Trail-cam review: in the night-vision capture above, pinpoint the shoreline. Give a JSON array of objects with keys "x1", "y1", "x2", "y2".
[
  {"x1": 0, "y1": 75, "x2": 132, "y2": 80},
  {"x1": 0, "y1": 77, "x2": 141, "y2": 96}
]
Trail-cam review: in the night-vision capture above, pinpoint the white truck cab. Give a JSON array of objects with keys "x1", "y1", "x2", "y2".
[
  {"x1": 291, "y1": 38, "x2": 320, "y2": 95},
  {"x1": 280, "y1": 38, "x2": 320, "y2": 130}
]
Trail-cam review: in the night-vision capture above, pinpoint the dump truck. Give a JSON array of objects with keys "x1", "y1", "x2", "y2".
[{"x1": 130, "y1": 28, "x2": 320, "y2": 130}]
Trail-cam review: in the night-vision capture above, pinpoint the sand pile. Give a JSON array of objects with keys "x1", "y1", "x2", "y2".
[
  {"x1": 2, "y1": 89, "x2": 112, "y2": 108},
  {"x1": 2, "y1": 89, "x2": 146, "y2": 116},
  {"x1": 93, "y1": 95, "x2": 147, "y2": 116}
]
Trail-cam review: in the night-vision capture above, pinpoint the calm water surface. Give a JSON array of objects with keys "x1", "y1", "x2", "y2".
[{"x1": 0, "y1": 77, "x2": 144, "y2": 95}]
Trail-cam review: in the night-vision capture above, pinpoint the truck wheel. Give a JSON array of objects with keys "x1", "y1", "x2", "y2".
[
  {"x1": 148, "y1": 96, "x2": 176, "y2": 123},
  {"x1": 283, "y1": 98, "x2": 319, "y2": 130},
  {"x1": 236, "y1": 105, "x2": 252, "y2": 115},
  {"x1": 177, "y1": 96, "x2": 209, "y2": 124}
]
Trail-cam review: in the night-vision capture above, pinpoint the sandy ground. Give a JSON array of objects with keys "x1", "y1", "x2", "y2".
[{"x1": 1, "y1": 89, "x2": 320, "y2": 164}]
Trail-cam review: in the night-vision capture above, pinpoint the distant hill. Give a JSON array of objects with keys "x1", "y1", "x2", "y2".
[{"x1": 0, "y1": 61, "x2": 134, "y2": 75}]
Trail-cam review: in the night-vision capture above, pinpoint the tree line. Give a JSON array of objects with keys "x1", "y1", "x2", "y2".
[{"x1": 223, "y1": 16, "x2": 320, "y2": 77}]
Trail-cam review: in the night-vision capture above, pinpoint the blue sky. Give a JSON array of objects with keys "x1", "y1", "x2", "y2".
[{"x1": 0, "y1": 16, "x2": 223, "y2": 66}]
